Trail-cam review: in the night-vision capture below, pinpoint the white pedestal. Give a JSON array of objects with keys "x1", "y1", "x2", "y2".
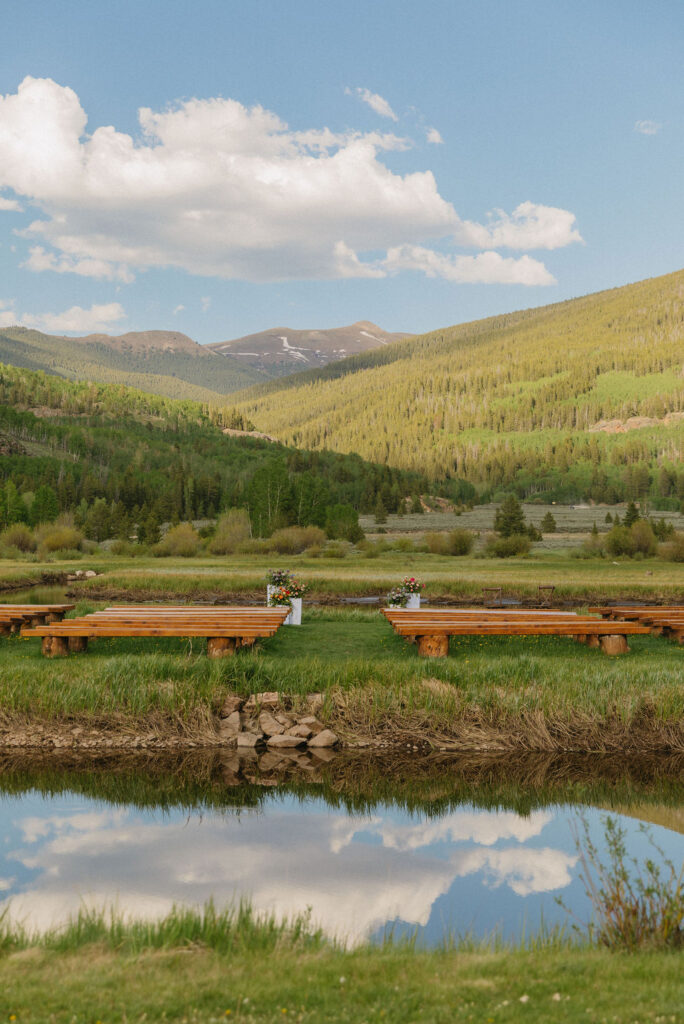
[
  {"x1": 267, "y1": 584, "x2": 276, "y2": 605},
  {"x1": 405, "y1": 593, "x2": 421, "y2": 609},
  {"x1": 285, "y1": 597, "x2": 302, "y2": 626}
]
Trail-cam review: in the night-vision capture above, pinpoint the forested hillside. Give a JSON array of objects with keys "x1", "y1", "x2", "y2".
[
  {"x1": 235, "y1": 270, "x2": 684, "y2": 506},
  {"x1": 0, "y1": 363, "x2": 429, "y2": 537},
  {"x1": 0, "y1": 327, "x2": 265, "y2": 403}
]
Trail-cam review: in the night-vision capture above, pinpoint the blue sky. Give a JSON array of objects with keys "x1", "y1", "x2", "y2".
[{"x1": 0, "y1": 0, "x2": 682, "y2": 342}]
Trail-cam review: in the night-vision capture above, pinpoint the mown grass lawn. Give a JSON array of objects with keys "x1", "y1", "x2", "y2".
[{"x1": 2, "y1": 941, "x2": 681, "y2": 1023}]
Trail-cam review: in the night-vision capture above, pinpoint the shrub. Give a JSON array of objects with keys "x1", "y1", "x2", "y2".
[
  {"x1": 391, "y1": 537, "x2": 416, "y2": 553},
  {"x1": 605, "y1": 525, "x2": 635, "y2": 557},
  {"x1": 35, "y1": 521, "x2": 84, "y2": 553},
  {"x1": 323, "y1": 541, "x2": 349, "y2": 558},
  {"x1": 605, "y1": 521, "x2": 657, "y2": 558},
  {"x1": 660, "y1": 532, "x2": 684, "y2": 562},
  {"x1": 484, "y1": 534, "x2": 531, "y2": 558},
  {"x1": 268, "y1": 525, "x2": 326, "y2": 555},
  {"x1": 630, "y1": 519, "x2": 657, "y2": 556},
  {"x1": 424, "y1": 531, "x2": 452, "y2": 555},
  {"x1": 109, "y1": 539, "x2": 137, "y2": 556},
  {"x1": 208, "y1": 509, "x2": 252, "y2": 554},
  {"x1": 0, "y1": 523, "x2": 36, "y2": 552},
  {"x1": 565, "y1": 814, "x2": 683, "y2": 951},
  {"x1": 449, "y1": 529, "x2": 475, "y2": 555},
  {"x1": 155, "y1": 522, "x2": 201, "y2": 557}
]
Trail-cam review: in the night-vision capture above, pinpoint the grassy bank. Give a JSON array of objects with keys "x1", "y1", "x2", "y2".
[
  {"x1": 0, "y1": 906, "x2": 681, "y2": 1023},
  {"x1": 0, "y1": 608, "x2": 682, "y2": 752}
]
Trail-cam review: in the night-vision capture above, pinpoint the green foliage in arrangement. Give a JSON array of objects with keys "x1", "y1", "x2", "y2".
[
  {"x1": 234, "y1": 269, "x2": 684, "y2": 502},
  {"x1": 0, "y1": 362, "x2": 425, "y2": 543}
]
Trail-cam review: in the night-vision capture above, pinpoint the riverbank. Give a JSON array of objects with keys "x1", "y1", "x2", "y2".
[
  {"x1": 1, "y1": 907, "x2": 681, "y2": 1023},
  {"x1": 0, "y1": 609, "x2": 682, "y2": 754}
]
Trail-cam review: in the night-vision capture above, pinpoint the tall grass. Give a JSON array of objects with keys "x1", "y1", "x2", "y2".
[{"x1": 564, "y1": 814, "x2": 684, "y2": 951}]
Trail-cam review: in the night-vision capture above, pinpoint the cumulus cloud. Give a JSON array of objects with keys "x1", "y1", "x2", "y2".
[
  {"x1": 634, "y1": 119, "x2": 661, "y2": 136},
  {"x1": 200, "y1": 296, "x2": 211, "y2": 312},
  {"x1": 0, "y1": 195, "x2": 22, "y2": 211},
  {"x1": 173, "y1": 304, "x2": 185, "y2": 315},
  {"x1": 459, "y1": 201, "x2": 583, "y2": 251},
  {"x1": 0, "y1": 300, "x2": 17, "y2": 328},
  {"x1": 2, "y1": 802, "x2": 577, "y2": 943},
  {"x1": 22, "y1": 245, "x2": 133, "y2": 282},
  {"x1": 0, "y1": 76, "x2": 580, "y2": 288},
  {"x1": 347, "y1": 86, "x2": 398, "y2": 121},
  {"x1": 426, "y1": 127, "x2": 444, "y2": 144},
  {"x1": 19, "y1": 302, "x2": 125, "y2": 334},
  {"x1": 385, "y1": 246, "x2": 557, "y2": 285}
]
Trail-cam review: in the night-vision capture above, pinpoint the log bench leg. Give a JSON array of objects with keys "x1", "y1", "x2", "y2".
[
  {"x1": 599, "y1": 634, "x2": 629, "y2": 655},
  {"x1": 207, "y1": 637, "x2": 237, "y2": 658},
  {"x1": 45, "y1": 612, "x2": 64, "y2": 623},
  {"x1": 417, "y1": 634, "x2": 449, "y2": 658},
  {"x1": 586, "y1": 634, "x2": 601, "y2": 649},
  {"x1": 42, "y1": 635, "x2": 69, "y2": 658},
  {"x1": 68, "y1": 636, "x2": 88, "y2": 653}
]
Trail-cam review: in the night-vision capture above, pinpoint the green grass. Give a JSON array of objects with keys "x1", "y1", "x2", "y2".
[
  {"x1": 0, "y1": 906, "x2": 682, "y2": 1022},
  {"x1": 1, "y1": 608, "x2": 682, "y2": 751}
]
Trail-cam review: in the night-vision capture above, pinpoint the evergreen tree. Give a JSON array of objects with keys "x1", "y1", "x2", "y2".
[
  {"x1": 31, "y1": 484, "x2": 59, "y2": 525},
  {"x1": 540, "y1": 511, "x2": 556, "y2": 533},
  {"x1": 374, "y1": 495, "x2": 387, "y2": 524},
  {"x1": 411, "y1": 494, "x2": 423, "y2": 514},
  {"x1": 494, "y1": 494, "x2": 527, "y2": 537},
  {"x1": 624, "y1": 501, "x2": 640, "y2": 527},
  {"x1": 605, "y1": 511, "x2": 613, "y2": 524}
]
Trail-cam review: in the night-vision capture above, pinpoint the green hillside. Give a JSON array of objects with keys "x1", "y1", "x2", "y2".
[
  {"x1": 0, "y1": 362, "x2": 424, "y2": 535},
  {"x1": 0, "y1": 327, "x2": 265, "y2": 403},
  {"x1": 235, "y1": 269, "x2": 684, "y2": 505}
]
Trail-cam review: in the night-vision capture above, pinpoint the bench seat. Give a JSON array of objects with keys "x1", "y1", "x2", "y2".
[
  {"x1": 21, "y1": 605, "x2": 290, "y2": 657},
  {"x1": 383, "y1": 608, "x2": 650, "y2": 656}
]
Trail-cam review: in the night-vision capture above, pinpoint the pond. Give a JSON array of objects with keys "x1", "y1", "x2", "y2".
[{"x1": 0, "y1": 755, "x2": 681, "y2": 946}]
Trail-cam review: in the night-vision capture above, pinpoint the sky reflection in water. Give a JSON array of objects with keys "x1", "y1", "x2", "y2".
[{"x1": 0, "y1": 792, "x2": 681, "y2": 946}]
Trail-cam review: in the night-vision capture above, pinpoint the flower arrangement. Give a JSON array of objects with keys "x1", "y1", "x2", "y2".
[
  {"x1": 401, "y1": 577, "x2": 424, "y2": 594},
  {"x1": 268, "y1": 585, "x2": 294, "y2": 607},
  {"x1": 386, "y1": 586, "x2": 409, "y2": 607},
  {"x1": 268, "y1": 577, "x2": 307, "y2": 605},
  {"x1": 266, "y1": 568, "x2": 293, "y2": 586}
]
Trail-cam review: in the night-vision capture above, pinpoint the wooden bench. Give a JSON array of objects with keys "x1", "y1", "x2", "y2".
[
  {"x1": 0, "y1": 604, "x2": 75, "y2": 634},
  {"x1": 589, "y1": 606, "x2": 684, "y2": 643},
  {"x1": 382, "y1": 607, "x2": 650, "y2": 656},
  {"x1": 21, "y1": 605, "x2": 290, "y2": 658}
]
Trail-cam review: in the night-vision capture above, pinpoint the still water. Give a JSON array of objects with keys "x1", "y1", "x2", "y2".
[{"x1": 0, "y1": 781, "x2": 681, "y2": 945}]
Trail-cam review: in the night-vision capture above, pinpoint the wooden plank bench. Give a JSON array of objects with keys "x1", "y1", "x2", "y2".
[
  {"x1": 382, "y1": 608, "x2": 650, "y2": 656},
  {"x1": 0, "y1": 604, "x2": 75, "y2": 634},
  {"x1": 589, "y1": 606, "x2": 684, "y2": 642},
  {"x1": 21, "y1": 605, "x2": 290, "y2": 658}
]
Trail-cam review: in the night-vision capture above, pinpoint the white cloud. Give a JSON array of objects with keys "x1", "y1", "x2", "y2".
[
  {"x1": 200, "y1": 296, "x2": 211, "y2": 312},
  {"x1": 0, "y1": 77, "x2": 580, "y2": 289},
  {"x1": 22, "y1": 245, "x2": 133, "y2": 282},
  {"x1": 0, "y1": 300, "x2": 17, "y2": 328},
  {"x1": 19, "y1": 301, "x2": 125, "y2": 334},
  {"x1": 385, "y1": 246, "x2": 556, "y2": 285},
  {"x1": 426, "y1": 127, "x2": 444, "y2": 145},
  {"x1": 634, "y1": 119, "x2": 661, "y2": 136},
  {"x1": 459, "y1": 202, "x2": 583, "y2": 251},
  {"x1": 2, "y1": 803, "x2": 577, "y2": 944},
  {"x1": 347, "y1": 86, "x2": 398, "y2": 122},
  {"x1": 173, "y1": 303, "x2": 185, "y2": 315},
  {"x1": 0, "y1": 195, "x2": 22, "y2": 211}
]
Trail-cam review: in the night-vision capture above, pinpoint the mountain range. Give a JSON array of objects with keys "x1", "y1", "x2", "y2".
[
  {"x1": 207, "y1": 321, "x2": 410, "y2": 377},
  {"x1": 230, "y1": 269, "x2": 684, "y2": 504},
  {"x1": 0, "y1": 321, "x2": 408, "y2": 403}
]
